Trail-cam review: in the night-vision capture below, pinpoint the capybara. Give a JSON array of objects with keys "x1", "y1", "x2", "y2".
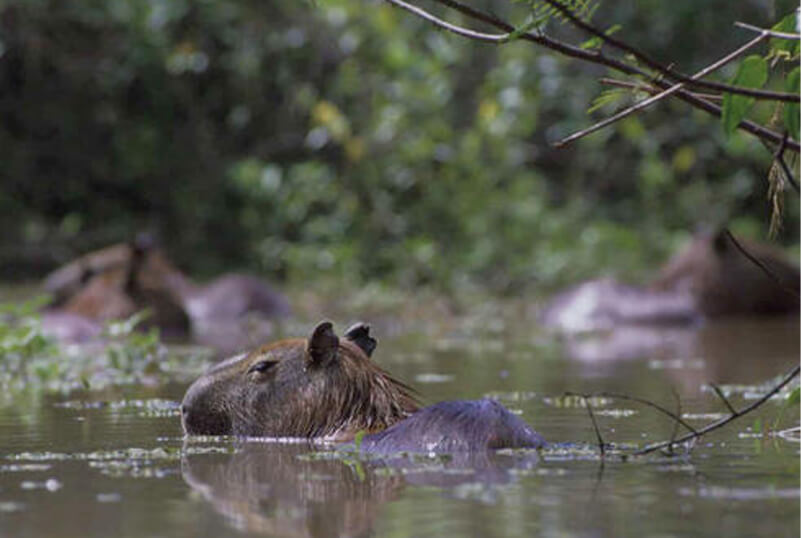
[
  {"x1": 55, "y1": 240, "x2": 190, "y2": 334},
  {"x1": 181, "y1": 321, "x2": 545, "y2": 452},
  {"x1": 43, "y1": 243, "x2": 132, "y2": 306},
  {"x1": 651, "y1": 230, "x2": 799, "y2": 317},
  {"x1": 43, "y1": 238, "x2": 290, "y2": 328},
  {"x1": 542, "y1": 230, "x2": 799, "y2": 334},
  {"x1": 541, "y1": 277, "x2": 698, "y2": 333}
]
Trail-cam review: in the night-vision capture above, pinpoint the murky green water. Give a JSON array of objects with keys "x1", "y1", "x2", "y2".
[{"x1": 0, "y1": 299, "x2": 798, "y2": 538}]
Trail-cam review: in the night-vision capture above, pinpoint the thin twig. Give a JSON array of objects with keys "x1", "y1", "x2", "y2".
[
  {"x1": 724, "y1": 229, "x2": 801, "y2": 299},
  {"x1": 773, "y1": 132, "x2": 800, "y2": 193},
  {"x1": 735, "y1": 21, "x2": 801, "y2": 41},
  {"x1": 384, "y1": 0, "x2": 512, "y2": 42},
  {"x1": 599, "y1": 78, "x2": 723, "y2": 102},
  {"x1": 420, "y1": 0, "x2": 799, "y2": 151},
  {"x1": 709, "y1": 384, "x2": 737, "y2": 414},
  {"x1": 597, "y1": 392, "x2": 698, "y2": 435},
  {"x1": 555, "y1": 32, "x2": 769, "y2": 147},
  {"x1": 565, "y1": 392, "x2": 606, "y2": 457},
  {"x1": 633, "y1": 364, "x2": 800, "y2": 456},
  {"x1": 539, "y1": 0, "x2": 799, "y2": 103},
  {"x1": 668, "y1": 388, "x2": 682, "y2": 452}
]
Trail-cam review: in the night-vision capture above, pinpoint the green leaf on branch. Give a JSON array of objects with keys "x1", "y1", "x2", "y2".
[
  {"x1": 506, "y1": 16, "x2": 542, "y2": 42},
  {"x1": 770, "y1": 12, "x2": 800, "y2": 57},
  {"x1": 783, "y1": 67, "x2": 800, "y2": 141},
  {"x1": 721, "y1": 55, "x2": 768, "y2": 137},
  {"x1": 587, "y1": 88, "x2": 626, "y2": 113},
  {"x1": 580, "y1": 23, "x2": 622, "y2": 50}
]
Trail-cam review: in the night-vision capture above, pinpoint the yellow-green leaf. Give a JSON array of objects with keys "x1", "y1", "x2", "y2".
[
  {"x1": 771, "y1": 12, "x2": 800, "y2": 56},
  {"x1": 784, "y1": 66, "x2": 800, "y2": 140},
  {"x1": 721, "y1": 55, "x2": 768, "y2": 137}
]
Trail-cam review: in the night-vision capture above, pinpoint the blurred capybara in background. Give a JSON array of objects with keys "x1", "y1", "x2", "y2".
[
  {"x1": 542, "y1": 230, "x2": 799, "y2": 334},
  {"x1": 41, "y1": 235, "x2": 290, "y2": 338},
  {"x1": 43, "y1": 242, "x2": 133, "y2": 307},
  {"x1": 540, "y1": 277, "x2": 698, "y2": 333},
  {"x1": 43, "y1": 238, "x2": 190, "y2": 337},
  {"x1": 181, "y1": 321, "x2": 546, "y2": 452},
  {"x1": 651, "y1": 229, "x2": 799, "y2": 318}
]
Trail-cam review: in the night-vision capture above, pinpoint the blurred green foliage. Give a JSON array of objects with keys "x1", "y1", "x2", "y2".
[{"x1": 0, "y1": 0, "x2": 797, "y2": 294}]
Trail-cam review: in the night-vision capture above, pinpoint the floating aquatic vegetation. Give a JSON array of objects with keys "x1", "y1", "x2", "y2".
[
  {"x1": 648, "y1": 358, "x2": 705, "y2": 370},
  {"x1": 0, "y1": 464, "x2": 52, "y2": 472},
  {"x1": 414, "y1": 373, "x2": 454, "y2": 384},
  {"x1": 701, "y1": 374, "x2": 800, "y2": 402},
  {"x1": 682, "y1": 413, "x2": 729, "y2": 421},
  {"x1": 20, "y1": 478, "x2": 62, "y2": 491},
  {"x1": 595, "y1": 408, "x2": 637, "y2": 418},
  {"x1": 542, "y1": 394, "x2": 613, "y2": 408},
  {"x1": 677, "y1": 486, "x2": 800, "y2": 500},
  {"x1": 0, "y1": 302, "x2": 214, "y2": 402},
  {"x1": 484, "y1": 390, "x2": 539, "y2": 402}
]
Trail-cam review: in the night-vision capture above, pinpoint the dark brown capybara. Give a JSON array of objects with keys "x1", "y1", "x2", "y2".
[
  {"x1": 651, "y1": 230, "x2": 800, "y2": 318},
  {"x1": 53, "y1": 240, "x2": 190, "y2": 335},
  {"x1": 45, "y1": 238, "x2": 290, "y2": 326},
  {"x1": 181, "y1": 321, "x2": 546, "y2": 452},
  {"x1": 43, "y1": 243, "x2": 132, "y2": 307}
]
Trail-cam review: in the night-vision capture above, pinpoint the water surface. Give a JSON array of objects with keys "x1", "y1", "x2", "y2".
[{"x1": 0, "y1": 303, "x2": 798, "y2": 538}]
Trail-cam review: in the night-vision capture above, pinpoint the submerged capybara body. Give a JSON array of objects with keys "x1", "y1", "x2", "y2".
[
  {"x1": 181, "y1": 322, "x2": 545, "y2": 451},
  {"x1": 651, "y1": 230, "x2": 799, "y2": 317}
]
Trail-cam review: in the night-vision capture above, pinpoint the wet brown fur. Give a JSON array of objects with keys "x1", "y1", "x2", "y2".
[
  {"x1": 181, "y1": 324, "x2": 419, "y2": 439},
  {"x1": 651, "y1": 230, "x2": 799, "y2": 317},
  {"x1": 56, "y1": 245, "x2": 190, "y2": 333}
]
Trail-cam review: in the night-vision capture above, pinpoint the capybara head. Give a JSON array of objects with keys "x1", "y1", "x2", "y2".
[
  {"x1": 181, "y1": 321, "x2": 419, "y2": 439},
  {"x1": 58, "y1": 241, "x2": 190, "y2": 333},
  {"x1": 651, "y1": 229, "x2": 800, "y2": 317}
]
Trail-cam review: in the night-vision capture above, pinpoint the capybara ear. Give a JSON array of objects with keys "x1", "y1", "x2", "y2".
[
  {"x1": 344, "y1": 322, "x2": 377, "y2": 357},
  {"x1": 307, "y1": 321, "x2": 339, "y2": 367}
]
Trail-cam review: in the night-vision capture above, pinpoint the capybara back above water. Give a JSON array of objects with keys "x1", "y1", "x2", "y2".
[
  {"x1": 651, "y1": 230, "x2": 799, "y2": 317},
  {"x1": 181, "y1": 322, "x2": 545, "y2": 451}
]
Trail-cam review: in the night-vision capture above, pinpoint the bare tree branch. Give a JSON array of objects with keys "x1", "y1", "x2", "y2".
[
  {"x1": 599, "y1": 78, "x2": 723, "y2": 102},
  {"x1": 668, "y1": 388, "x2": 682, "y2": 452},
  {"x1": 564, "y1": 392, "x2": 606, "y2": 457},
  {"x1": 412, "y1": 0, "x2": 800, "y2": 151},
  {"x1": 384, "y1": 0, "x2": 512, "y2": 42},
  {"x1": 735, "y1": 21, "x2": 801, "y2": 41},
  {"x1": 709, "y1": 384, "x2": 737, "y2": 414},
  {"x1": 596, "y1": 392, "x2": 699, "y2": 435},
  {"x1": 633, "y1": 365, "x2": 800, "y2": 456},
  {"x1": 773, "y1": 132, "x2": 800, "y2": 193},
  {"x1": 540, "y1": 0, "x2": 800, "y2": 103},
  {"x1": 556, "y1": 32, "x2": 769, "y2": 147},
  {"x1": 724, "y1": 229, "x2": 801, "y2": 299}
]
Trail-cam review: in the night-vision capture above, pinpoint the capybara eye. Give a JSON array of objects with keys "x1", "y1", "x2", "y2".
[{"x1": 247, "y1": 360, "x2": 277, "y2": 375}]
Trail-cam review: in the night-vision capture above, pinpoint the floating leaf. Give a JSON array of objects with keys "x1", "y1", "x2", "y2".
[
  {"x1": 783, "y1": 66, "x2": 799, "y2": 140},
  {"x1": 721, "y1": 55, "x2": 768, "y2": 137},
  {"x1": 353, "y1": 429, "x2": 366, "y2": 451},
  {"x1": 787, "y1": 387, "x2": 800, "y2": 406}
]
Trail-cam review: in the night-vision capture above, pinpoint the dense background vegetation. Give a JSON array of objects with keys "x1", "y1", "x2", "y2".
[{"x1": 1, "y1": 0, "x2": 797, "y2": 295}]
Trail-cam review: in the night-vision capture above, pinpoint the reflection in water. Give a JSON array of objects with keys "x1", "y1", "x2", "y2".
[
  {"x1": 181, "y1": 442, "x2": 540, "y2": 537},
  {"x1": 556, "y1": 317, "x2": 799, "y2": 391}
]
